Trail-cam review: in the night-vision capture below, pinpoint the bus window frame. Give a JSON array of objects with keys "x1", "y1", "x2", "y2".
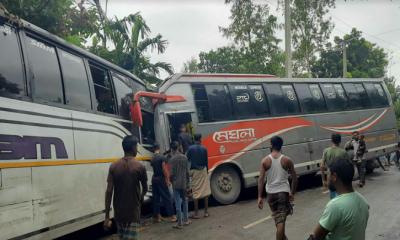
[
  {"x1": 204, "y1": 83, "x2": 234, "y2": 122},
  {"x1": 228, "y1": 84, "x2": 257, "y2": 119},
  {"x1": 111, "y1": 71, "x2": 136, "y2": 120},
  {"x1": 23, "y1": 32, "x2": 66, "y2": 107},
  {"x1": 247, "y1": 84, "x2": 270, "y2": 117},
  {"x1": 363, "y1": 82, "x2": 390, "y2": 108},
  {"x1": 264, "y1": 83, "x2": 301, "y2": 116},
  {"x1": 0, "y1": 25, "x2": 30, "y2": 101},
  {"x1": 88, "y1": 61, "x2": 119, "y2": 116},
  {"x1": 192, "y1": 84, "x2": 212, "y2": 123},
  {"x1": 57, "y1": 48, "x2": 93, "y2": 111},
  {"x1": 320, "y1": 83, "x2": 349, "y2": 112},
  {"x1": 294, "y1": 83, "x2": 328, "y2": 114},
  {"x1": 0, "y1": 22, "x2": 32, "y2": 101}
]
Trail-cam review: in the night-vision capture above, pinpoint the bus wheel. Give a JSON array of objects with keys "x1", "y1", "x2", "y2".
[{"x1": 210, "y1": 166, "x2": 242, "y2": 205}]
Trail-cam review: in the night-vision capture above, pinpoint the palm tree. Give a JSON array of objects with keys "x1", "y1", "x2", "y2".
[{"x1": 94, "y1": 12, "x2": 173, "y2": 85}]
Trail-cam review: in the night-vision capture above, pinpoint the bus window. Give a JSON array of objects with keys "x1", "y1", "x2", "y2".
[
  {"x1": 248, "y1": 85, "x2": 270, "y2": 116},
  {"x1": 321, "y1": 83, "x2": 348, "y2": 111},
  {"x1": 27, "y1": 36, "x2": 63, "y2": 103},
  {"x1": 354, "y1": 83, "x2": 370, "y2": 108},
  {"x1": 112, "y1": 73, "x2": 133, "y2": 119},
  {"x1": 281, "y1": 84, "x2": 301, "y2": 114},
  {"x1": 264, "y1": 83, "x2": 300, "y2": 115},
  {"x1": 59, "y1": 50, "x2": 92, "y2": 109},
  {"x1": 343, "y1": 83, "x2": 370, "y2": 109},
  {"x1": 192, "y1": 84, "x2": 211, "y2": 122},
  {"x1": 89, "y1": 64, "x2": 117, "y2": 114},
  {"x1": 229, "y1": 84, "x2": 256, "y2": 119},
  {"x1": 364, "y1": 83, "x2": 389, "y2": 107},
  {"x1": 0, "y1": 25, "x2": 25, "y2": 97},
  {"x1": 205, "y1": 84, "x2": 233, "y2": 121},
  {"x1": 333, "y1": 84, "x2": 348, "y2": 109},
  {"x1": 295, "y1": 84, "x2": 327, "y2": 113}
]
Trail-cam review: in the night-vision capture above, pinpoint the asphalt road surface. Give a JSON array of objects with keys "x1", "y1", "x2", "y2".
[
  {"x1": 62, "y1": 165, "x2": 400, "y2": 240},
  {"x1": 105, "y1": 166, "x2": 400, "y2": 240}
]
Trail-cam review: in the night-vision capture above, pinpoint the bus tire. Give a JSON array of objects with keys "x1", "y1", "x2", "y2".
[{"x1": 210, "y1": 165, "x2": 242, "y2": 205}]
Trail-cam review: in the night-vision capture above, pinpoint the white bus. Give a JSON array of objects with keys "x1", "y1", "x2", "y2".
[{"x1": 0, "y1": 13, "x2": 155, "y2": 239}]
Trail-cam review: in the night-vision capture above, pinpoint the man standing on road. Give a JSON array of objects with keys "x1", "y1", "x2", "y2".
[
  {"x1": 178, "y1": 124, "x2": 193, "y2": 154},
  {"x1": 187, "y1": 133, "x2": 211, "y2": 219},
  {"x1": 355, "y1": 135, "x2": 367, "y2": 187},
  {"x1": 307, "y1": 159, "x2": 369, "y2": 240},
  {"x1": 257, "y1": 136, "x2": 298, "y2": 240},
  {"x1": 345, "y1": 131, "x2": 370, "y2": 186},
  {"x1": 170, "y1": 141, "x2": 191, "y2": 229},
  {"x1": 104, "y1": 136, "x2": 148, "y2": 240},
  {"x1": 321, "y1": 133, "x2": 349, "y2": 199},
  {"x1": 150, "y1": 144, "x2": 176, "y2": 223}
]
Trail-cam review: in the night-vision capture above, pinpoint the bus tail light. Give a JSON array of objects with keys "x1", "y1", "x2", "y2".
[{"x1": 131, "y1": 91, "x2": 186, "y2": 127}]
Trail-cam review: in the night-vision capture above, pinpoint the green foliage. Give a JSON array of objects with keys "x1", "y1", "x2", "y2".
[
  {"x1": 197, "y1": 46, "x2": 285, "y2": 76},
  {"x1": 182, "y1": 58, "x2": 200, "y2": 73},
  {"x1": 1, "y1": 0, "x2": 98, "y2": 45},
  {"x1": 188, "y1": 0, "x2": 285, "y2": 77},
  {"x1": 312, "y1": 28, "x2": 388, "y2": 78},
  {"x1": 385, "y1": 76, "x2": 400, "y2": 128},
  {"x1": 384, "y1": 76, "x2": 398, "y2": 102},
  {"x1": 290, "y1": 0, "x2": 335, "y2": 77},
  {"x1": 90, "y1": 13, "x2": 173, "y2": 84}
]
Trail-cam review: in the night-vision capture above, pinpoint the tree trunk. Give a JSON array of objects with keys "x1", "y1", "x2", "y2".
[{"x1": 93, "y1": 0, "x2": 107, "y2": 48}]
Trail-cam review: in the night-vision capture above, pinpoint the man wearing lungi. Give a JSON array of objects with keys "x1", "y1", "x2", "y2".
[
  {"x1": 257, "y1": 136, "x2": 298, "y2": 240},
  {"x1": 187, "y1": 133, "x2": 211, "y2": 219},
  {"x1": 104, "y1": 136, "x2": 148, "y2": 240}
]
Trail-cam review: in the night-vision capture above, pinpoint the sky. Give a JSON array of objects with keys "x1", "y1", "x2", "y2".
[{"x1": 104, "y1": 0, "x2": 400, "y2": 82}]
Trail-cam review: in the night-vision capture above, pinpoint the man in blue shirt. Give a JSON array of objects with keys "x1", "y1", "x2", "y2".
[{"x1": 187, "y1": 134, "x2": 211, "y2": 218}]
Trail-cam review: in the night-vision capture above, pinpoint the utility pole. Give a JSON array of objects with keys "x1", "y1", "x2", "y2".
[
  {"x1": 285, "y1": 0, "x2": 292, "y2": 78},
  {"x1": 342, "y1": 41, "x2": 347, "y2": 78}
]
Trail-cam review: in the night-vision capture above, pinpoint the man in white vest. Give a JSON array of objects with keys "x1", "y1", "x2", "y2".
[{"x1": 257, "y1": 136, "x2": 298, "y2": 240}]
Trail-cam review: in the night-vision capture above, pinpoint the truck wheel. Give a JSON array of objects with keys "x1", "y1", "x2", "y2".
[{"x1": 210, "y1": 166, "x2": 242, "y2": 205}]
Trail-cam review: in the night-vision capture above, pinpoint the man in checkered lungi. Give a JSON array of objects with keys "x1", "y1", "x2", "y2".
[
  {"x1": 104, "y1": 136, "x2": 148, "y2": 240},
  {"x1": 115, "y1": 222, "x2": 140, "y2": 240}
]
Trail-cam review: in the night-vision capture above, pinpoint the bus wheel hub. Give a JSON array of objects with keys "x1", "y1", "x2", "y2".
[{"x1": 217, "y1": 173, "x2": 232, "y2": 192}]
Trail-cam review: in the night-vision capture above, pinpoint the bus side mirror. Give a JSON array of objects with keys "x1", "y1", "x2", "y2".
[{"x1": 130, "y1": 101, "x2": 143, "y2": 127}]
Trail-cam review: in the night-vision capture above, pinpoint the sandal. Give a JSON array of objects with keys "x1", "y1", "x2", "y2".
[
  {"x1": 184, "y1": 220, "x2": 192, "y2": 226},
  {"x1": 190, "y1": 214, "x2": 201, "y2": 219},
  {"x1": 173, "y1": 224, "x2": 183, "y2": 229},
  {"x1": 204, "y1": 213, "x2": 209, "y2": 218}
]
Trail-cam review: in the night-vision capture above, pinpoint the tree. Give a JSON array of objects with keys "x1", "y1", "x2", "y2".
[
  {"x1": 182, "y1": 58, "x2": 200, "y2": 73},
  {"x1": 1, "y1": 0, "x2": 98, "y2": 46},
  {"x1": 289, "y1": 0, "x2": 336, "y2": 77},
  {"x1": 385, "y1": 76, "x2": 400, "y2": 128},
  {"x1": 312, "y1": 28, "x2": 388, "y2": 78},
  {"x1": 198, "y1": 46, "x2": 243, "y2": 73},
  {"x1": 186, "y1": 0, "x2": 285, "y2": 76},
  {"x1": 90, "y1": 13, "x2": 173, "y2": 84}
]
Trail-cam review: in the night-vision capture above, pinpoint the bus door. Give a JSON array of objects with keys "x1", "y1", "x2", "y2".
[{"x1": 166, "y1": 112, "x2": 193, "y2": 143}]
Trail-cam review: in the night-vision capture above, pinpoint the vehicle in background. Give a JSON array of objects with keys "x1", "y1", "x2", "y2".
[
  {"x1": 0, "y1": 13, "x2": 155, "y2": 239},
  {"x1": 143, "y1": 73, "x2": 398, "y2": 204}
]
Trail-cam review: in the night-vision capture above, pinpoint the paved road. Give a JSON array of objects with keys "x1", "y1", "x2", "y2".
[{"x1": 102, "y1": 166, "x2": 400, "y2": 240}]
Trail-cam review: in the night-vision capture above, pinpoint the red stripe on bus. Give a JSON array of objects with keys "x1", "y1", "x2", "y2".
[{"x1": 203, "y1": 117, "x2": 313, "y2": 169}]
